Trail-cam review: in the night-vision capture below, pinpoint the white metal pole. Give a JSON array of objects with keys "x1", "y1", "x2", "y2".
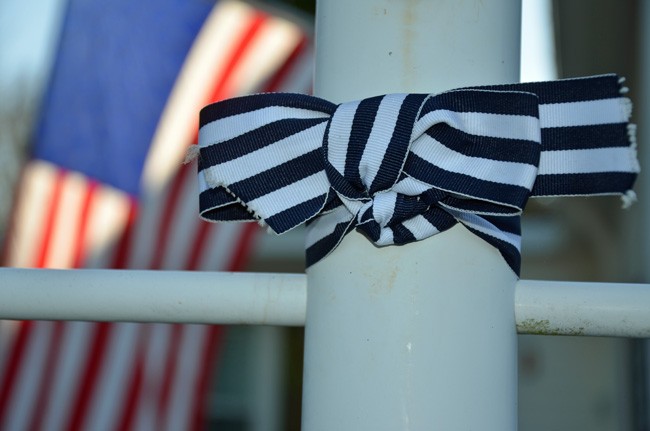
[
  {"x1": 0, "y1": 268, "x2": 306, "y2": 326},
  {"x1": 302, "y1": 1, "x2": 521, "y2": 430},
  {"x1": 515, "y1": 280, "x2": 650, "y2": 337}
]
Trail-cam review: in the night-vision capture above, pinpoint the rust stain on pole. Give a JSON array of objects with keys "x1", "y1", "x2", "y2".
[{"x1": 401, "y1": 0, "x2": 417, "y2": 88}]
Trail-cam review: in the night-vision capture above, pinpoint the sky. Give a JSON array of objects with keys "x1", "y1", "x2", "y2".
[{"x1": 0, "y1": 0, "x2": 66, "y2": 96}]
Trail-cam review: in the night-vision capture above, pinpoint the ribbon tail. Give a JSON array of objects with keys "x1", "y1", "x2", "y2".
[
  {"x1": 306, "y1": 205, "x2": 357, "y2": 266},
  {"x1": 479, "y1": 74, "x2": 638, "y2": 199},
  {"x1": 449, "y1": 210, "x2": 522, "y2": 275}
]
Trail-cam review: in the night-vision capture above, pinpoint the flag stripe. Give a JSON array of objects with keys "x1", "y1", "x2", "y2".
[
  {"x1": 65, "y1": 322, "x2": 112, "y2": 430},
  {"x1": 72, "y1": 180, "x2": 97, "y2": 269},
  {"x1": 131, "y1": 324, "x2": 170, "y2": 431},
  {"x1": 35, "y1": 170, "x2": 66, "y2": 268},
  {"x1": 165, "y1": 165, "x2": 205, "y2": 270},
  {"x1": 0, "y1": 320, "x2": 34, "y2": 422},
  {"x1": 162, "y1": 325, "x2": 205, "y2": 431},
  {"x1": 149, "y1": 165, "x2": 189, "y2": 270},
  {"x1": 207, "y1": 13, "x2": 268, "y2": 104},
  {"x1": 26, "y1": 321, "x2": 64, "y2": 431},
  {"x1": 48, "y1": 172, "x2": 87, "y2": 268},
  {"x1": 115, "y1": 327, "x2": 148, "y2": 431},
  {"x1": 84, "y1": 187, "x2": 133, "y2": 269},
  {"x1": 194, "y1": 224, "x2": 235, "y2": 273},
  {"x1": 3, "y1": 163, "x2": 52, "y2": 267},
  {"x1": 40, "y1": 322, "x2": 92, "y2": 430},
  {"x1": 4, "y1": 322, "x2": 53, "y2": 430},
  {"x1": 263, "y1": 34, "x2": 310, "y2": 92},
  {"x1": 190, "y1": 327, "x2": 224, "y2": 431},
  {"x1": 156, "y1": 325, "x2": 183, "y2": 428},
  {"x1": 84, "y1": 324, "x2": 140, "y2": 431},
  {"x1": 112, "y1": 199, "x2": 138, "y2": 270},
  {"x1": 186, "y1": 222, "x2": 216, "y2": 271}
]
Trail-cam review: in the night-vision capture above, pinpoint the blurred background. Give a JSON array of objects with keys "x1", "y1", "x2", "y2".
[{"x1": 0, "y1": 0, "x2": 648, "y2": 430}]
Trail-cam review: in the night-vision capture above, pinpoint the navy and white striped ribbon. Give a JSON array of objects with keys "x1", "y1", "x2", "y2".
[{"x1": 195, "y1": 74, "x2": 638, "y2": 275}]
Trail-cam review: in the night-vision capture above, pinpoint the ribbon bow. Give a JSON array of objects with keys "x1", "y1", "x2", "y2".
[{"x1": 195, "y1": 74, "x2": 638, "y2": 275}]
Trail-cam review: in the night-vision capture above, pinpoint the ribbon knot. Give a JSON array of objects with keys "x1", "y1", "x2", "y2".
[
  {"x1": 323, "y1": 94, "x2": 429, "y2": 244},
  {"x1": 324, "y1": 94, "x2": 422, "y2": 200},
  {"x1": 195, "y1": 74, "x2": 638, "y2": 275}
]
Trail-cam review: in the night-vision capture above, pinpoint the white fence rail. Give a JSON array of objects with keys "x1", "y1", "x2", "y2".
[
  {"x1": 0, "y1": 268, "x2": 305, "y2": 326},
  {"x1": 1, "y1": 268, "x2": 649, "y2": 337}
]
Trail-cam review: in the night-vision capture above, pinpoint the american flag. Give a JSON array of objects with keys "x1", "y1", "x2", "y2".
[{"x1": 0, "y1": 0, "x2": 313, "y2": 429}]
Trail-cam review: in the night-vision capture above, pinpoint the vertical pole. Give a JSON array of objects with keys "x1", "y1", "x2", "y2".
[{"x1": 302, "y1": 1, "x2": 521, "y2": 430}]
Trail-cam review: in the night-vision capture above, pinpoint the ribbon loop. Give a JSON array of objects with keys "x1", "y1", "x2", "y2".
[
  {"x1": 196, "y1": 74, "x2": 638, "y2": 275},
  {"x1": 407, "y1": 89, "x2": 543, "y2": 214}
]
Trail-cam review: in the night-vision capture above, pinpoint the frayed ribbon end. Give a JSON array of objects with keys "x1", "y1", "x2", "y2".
[
  {"x1": 621, "y1": 190, "x2": 637, "y2": 209},
  {"x1": 183, "y1": 145, "x2": 200, "y2": 164}
]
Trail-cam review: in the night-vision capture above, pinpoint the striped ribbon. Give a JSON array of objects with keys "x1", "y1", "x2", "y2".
[{"x1": 195, "y1": 74, "x2": 638, "y2": 275}]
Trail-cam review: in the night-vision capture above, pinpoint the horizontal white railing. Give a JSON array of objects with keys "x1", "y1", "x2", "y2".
[
  {"x1": 515, "y1": 279, "x2": 650, "y2": 337},
  {"x1": 0, "y1": 268, "x2": 649, "y2": 337},
  {"x1": 0, "y1": 268, "x2": 306, "y2": 326}
]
